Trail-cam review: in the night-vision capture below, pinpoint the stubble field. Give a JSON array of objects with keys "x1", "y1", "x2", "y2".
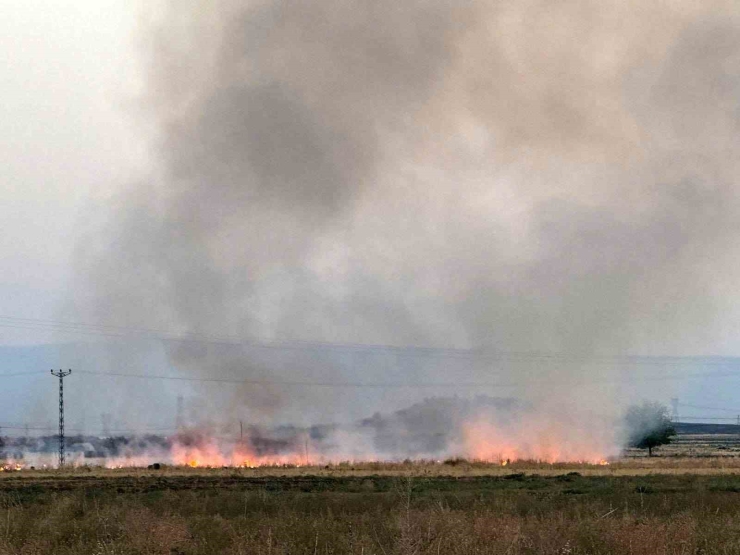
[{"x1": 3, "y1": 456, "x2": 740, "y2": 554}]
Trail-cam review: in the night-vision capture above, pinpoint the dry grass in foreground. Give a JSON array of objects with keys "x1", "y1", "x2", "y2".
[
  {"x1": 2, "y1": 472, "x2": 740, "y2": 554},
  {"x1": 6, "y1": 455, "x2": 740, "y2": 480}
]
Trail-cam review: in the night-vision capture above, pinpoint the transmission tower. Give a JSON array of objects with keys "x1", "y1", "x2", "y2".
[{"x1": 50, "y1": 369, "x2": 72, "y2": 467}]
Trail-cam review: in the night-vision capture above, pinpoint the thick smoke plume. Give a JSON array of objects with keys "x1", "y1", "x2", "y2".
[{"x1": 72, "y1": 0, "x2": 740, "y2": 460}]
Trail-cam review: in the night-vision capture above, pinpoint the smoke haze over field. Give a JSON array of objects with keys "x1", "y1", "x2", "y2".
[{"x1": 70, "y1": 0, "x2": 740, "y2": 458}]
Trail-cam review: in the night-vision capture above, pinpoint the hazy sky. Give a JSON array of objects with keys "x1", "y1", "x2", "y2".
[
  {"x1": 0, "y1": 0, "x2": 148, "y2": 341},
  {"x1": 3, "y1": 1, "x2": 740, "y2": 434}
]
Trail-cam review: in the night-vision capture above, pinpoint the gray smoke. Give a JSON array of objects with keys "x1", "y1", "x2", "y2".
[{"x1": 71, "y1": 0, "x2": 740, "y2": 451}]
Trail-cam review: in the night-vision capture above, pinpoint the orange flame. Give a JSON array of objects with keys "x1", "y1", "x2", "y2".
[
  {"x1": 97, "y1": 412, "x2": 618, "y2": 468},
  {"x1": 460, "y1": 415, "x2": 615, "y2": 464}
]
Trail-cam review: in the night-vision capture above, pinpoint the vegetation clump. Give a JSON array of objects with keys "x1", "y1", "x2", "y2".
[{"x1": 625, "y1": 402, "x2": 676, "y2": 456}]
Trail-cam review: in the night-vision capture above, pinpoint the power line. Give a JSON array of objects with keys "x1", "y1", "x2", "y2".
[
  {"x1": 74, "y1": 368, "x2": 492, "y2": 388},
  {"x1": 674, "y1": 416, "x2": 740, "y2": 421},
  {"x1": 63, "y1": 370, "x2": 522, "y2": 389},
  {"x1": 0, "y1": 425, "x2": 176, "y2": 433},
  {"x1": 6, "y1": 363, "x2": 740, "y2": 389},
  {"x1": 678, "y1": 402, "x2": 740, "y2": 413},
  {"x1": 6, "y1": 365, "x2": 740, "y2": 388},
  {"x1": 0, "y1": 371, "x2": 46, "y2": 378},
  {"x1": 3, "y1": 365, "x2": 740, "y2": 391},
  {"x1": 69, "y1": 366, "x2": 740, "y2": 389},
  {"x1": 5, "y1": 314, "x2": 740, "y2": 367}
]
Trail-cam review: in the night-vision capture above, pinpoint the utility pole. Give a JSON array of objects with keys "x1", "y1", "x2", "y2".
[{"x1": 50, "y1": 369, "x2": 72, "y2": 468}]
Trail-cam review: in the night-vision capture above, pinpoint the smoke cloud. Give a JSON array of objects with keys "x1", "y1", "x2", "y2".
[{"x1": 71, "y1": 0, "x2": 740, "y2": 459}]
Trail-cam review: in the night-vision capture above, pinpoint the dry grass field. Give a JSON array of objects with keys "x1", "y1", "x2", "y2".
[
  {"x1": 0, "y1": 428, "x2": 738, "y2": 554},
  {"x1": 1, "y1": 455, "x2": 740, "y2": 554},
  {"x1": 8, "y1": 454, "x2": 740, "y2": 478}
]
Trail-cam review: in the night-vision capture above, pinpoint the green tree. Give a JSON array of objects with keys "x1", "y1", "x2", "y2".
[{"x1": 624, "y1": 401, "x2": 675, "y2": 456}]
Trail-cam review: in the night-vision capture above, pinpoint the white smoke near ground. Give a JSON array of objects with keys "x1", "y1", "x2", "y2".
[
  {"x1": 65, "y1": 0, "x2": 740, "y2": 463},
  {"x1": 0, "y1": 396, "x2": 615, "y2": 467}
]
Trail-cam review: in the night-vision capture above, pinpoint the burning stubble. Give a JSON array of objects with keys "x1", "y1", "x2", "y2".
[{"x1": 68, "y1": 0, "x2": 740, "y2": 463}]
